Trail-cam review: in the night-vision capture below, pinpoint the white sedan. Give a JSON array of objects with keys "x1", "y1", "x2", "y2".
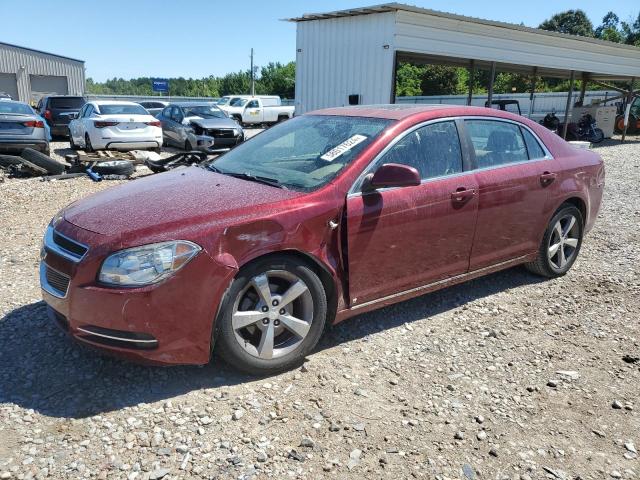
[{"x1": 69, "y1": 101, "x2": 162, "y2": 151}]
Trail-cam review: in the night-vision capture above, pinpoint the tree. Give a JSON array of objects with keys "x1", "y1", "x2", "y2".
[
  {"x1": 621, "y1": 12, "x2": 640, "y2": 46},
  {"x1": 420, "y1": 65, "x2": 466, "y2": 95},
  {"x1": 595, "y1": 12, "x2": 624, "y2": 43},
  {"x1": 218, "y1": 71, "x2": 251, "y2": 96},
  {"x1": 395, "y1": 63, "x2": 426, "y2": 96},
  {"x1": 257, "y1": 62, "x2": 295, "y2": 99},
  {"x1": 539, "y1": 10, "x2": 594, "y2": 37}
]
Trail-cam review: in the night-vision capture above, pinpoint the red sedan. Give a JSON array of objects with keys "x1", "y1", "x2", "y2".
[{"x1": 40, "y1": 105, "x2": 604, "y2": 374}]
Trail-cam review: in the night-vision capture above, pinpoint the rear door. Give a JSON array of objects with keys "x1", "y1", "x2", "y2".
[
  {"x1": 464, "y1": 119, "x2": 558, "y2": 270},
  {"x1": 346, "y1": 119, "x2": 479, "y2": 306}
]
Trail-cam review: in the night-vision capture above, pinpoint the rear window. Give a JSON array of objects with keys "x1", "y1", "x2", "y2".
[
  {"x1": 0, "y1": 102, "x2": 33, "y2": 114},
  {"x1": 49, "y1": 97, "x2": 85, "y2": 109},
  {"x1": 98, "y1": 104, "x2": 148, "y2": 115}
]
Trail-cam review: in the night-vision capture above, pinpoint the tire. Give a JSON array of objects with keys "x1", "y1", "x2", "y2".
[
  {"x1": 0, "y1": 154, "x2": 23, "y2": 169},
  {"x1": 277, "y1": 115, "x2": 289, "y2": 123},
  {"x1": 85, "y1": 133, "x2": 94, "y2": 152},
  {"x1": 185, "y1": 140, "x2": 193, "y2": 151},
  {"x1": 20, "y1": 148, "x2": 65, "y2": 175},
  {"x1": 615, "y1": 114, "x2": 638, "y2": 134},
  {"x1": 216, "y1": 255, "x2": 328, "y2": 375},
  {"x1": 69, "y1": 133, "x2": 79, "y2": 151},
  {"x1": 525, "y1": 204, "x2": 584, "y2": 278},
  {"x1": 590, "y1": 128, "x2": 605, "y2": 143},
  {"x1": 93, "y1": 160, "x2": 135, "y2": 176}
]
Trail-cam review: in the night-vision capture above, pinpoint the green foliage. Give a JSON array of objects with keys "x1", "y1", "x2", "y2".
[
  {"x1": 86, "y1": 62, "x2": 297, "y2": 99},
  {"x1": 539, "y1": 9, "x2": 594, "y2": 37},
  {"x1": 395, "y1": 63, "x2": 426, "y2": 96}
]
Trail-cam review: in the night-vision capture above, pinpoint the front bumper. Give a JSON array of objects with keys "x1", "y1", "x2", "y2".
[
  {"x1": 0, "y1": 139, "x2": 49, "y2": 153},
  {"x1": 190, "y1": 133, "x2": 244, "y2": 153},
  {"x1": 40, "y1": 221, "x2": 235, "y2": 365}
]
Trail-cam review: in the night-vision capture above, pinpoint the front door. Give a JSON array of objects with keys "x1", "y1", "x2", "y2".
[
  {"x1": 463, "y1": 119, "x2": 558, "y2": 270},
  {"x1": 346, "y1": 120, "x2": 479, "y2": 306}
]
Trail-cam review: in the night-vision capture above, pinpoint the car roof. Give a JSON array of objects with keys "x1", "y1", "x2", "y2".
[
  {"x1": 0, "y1": 100, "x2": 32, "y2": 107},
  {"x1": 170, "y1": 102, "x2": 219, "y2": 107},
  {"x1": 308, "y1": 104, "x2": 521, "y2": 121},
  {"x1": 91, "y1": 100, "x2": 142, "y2": 106}
]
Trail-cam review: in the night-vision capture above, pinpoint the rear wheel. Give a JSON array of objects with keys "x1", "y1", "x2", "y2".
[
  {"x1": 615, "y1": 114, "x2": 638, "y2": 134},
  {"x1": 69, "y1": 133, "x2": 79, "y2": 151},
  {"x1": 216, "y1": 256, "x2": 327, "y2": 375},
  {"x1": 185, "y1": 140, "x2": 193, "y2": 151},
  {"x1": 84, "y1": 133, "x2": 94, "y2": 152},
  {"x1": 525, "y1": 204, "x2": 583, "y2": 278}
]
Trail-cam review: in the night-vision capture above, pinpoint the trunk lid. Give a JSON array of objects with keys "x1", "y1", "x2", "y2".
[{"x1": 0, "y1": 114, "x2": 38, "y2": 135}]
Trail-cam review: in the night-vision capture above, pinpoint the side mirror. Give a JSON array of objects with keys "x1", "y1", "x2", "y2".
[{"x1": 366, "y1": 163, "x2": 421, "y2": 190}]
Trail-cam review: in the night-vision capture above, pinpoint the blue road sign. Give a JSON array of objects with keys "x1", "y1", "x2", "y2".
[{"x1": 152, "y1": 79, "x2": 169, "y2": 93}]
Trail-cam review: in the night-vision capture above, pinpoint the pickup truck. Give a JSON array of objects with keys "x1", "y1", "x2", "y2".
[{"x1": 224, "y1": 97, "x2": 294, "y2": 126}]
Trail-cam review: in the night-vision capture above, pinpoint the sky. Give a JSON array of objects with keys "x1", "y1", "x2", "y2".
[{"x1": 1, "y1": 0, "x2": 638, "y2": 82}]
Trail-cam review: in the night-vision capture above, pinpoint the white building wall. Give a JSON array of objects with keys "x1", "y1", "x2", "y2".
[
  {"x1": 0, "y1": 43, "x2": 85, "y2": 103},
  {"x1": 393, "y1": 10, "x2": 640, "y2": 78},
  {"x1": 295, "y1": 12, "x2": 396, "y2": 114}
]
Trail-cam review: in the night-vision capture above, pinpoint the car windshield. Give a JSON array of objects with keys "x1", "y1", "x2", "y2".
[
  {"x1": 49, "y1": 97, "x2": 85, "y2": 109},
  {"x1": 98, "y1": 104, "x2": 148, "y2": 115},
  {"x1": 0, "y1": 102, "x2": 33, "y2": 115},
  {"x1": 229, "y1": 98, "x2": 247, "y2": 107},
  {"x1": 216, "y1": 97, "x2": 231, "y2": 105},
  {"x1": 211, "y1": 115, "x2": 392, "y2": 191},
  {"x1": 183, "y1": 105, "x2": 226, "y2": 119}
]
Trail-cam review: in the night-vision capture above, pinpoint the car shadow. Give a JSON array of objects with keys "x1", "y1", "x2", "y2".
[
  {"x1": 0, "y1": 267, "x2": 543, "y2": 419},
  {"x1": 317, "y1": 266, "x2": 545, "y2": 351}
]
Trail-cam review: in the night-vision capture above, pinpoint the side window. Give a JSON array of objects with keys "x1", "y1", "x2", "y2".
[
  {"x1": 77, "y1": 105, "x2": 86, "y2": 118},
  {"x1": 521, "y1": 127, "x2": 546, "y2": 160},
  {"x1": 84, "y1": 105, "x2": 94, "y2": 117},
  {"x1": 161, "y1": 107, "x2": 171, "y2": 118},
  {"x1": 377, "y1": 121, "x2": 462, "y2": 180},
  {"x1": 172, "y1": 107, "x2": 183, "y2": 122},
  {"x1": 246, "y1": 100, "x2": 259, "y2": 108},
  {"x1": 465, "y1": 120, "x2": 527, "y2": 169}
]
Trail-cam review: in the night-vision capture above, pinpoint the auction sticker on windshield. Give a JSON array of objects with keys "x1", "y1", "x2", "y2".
[{"x1": 321, "y1": 134, "x2": 368, "y2": 161}]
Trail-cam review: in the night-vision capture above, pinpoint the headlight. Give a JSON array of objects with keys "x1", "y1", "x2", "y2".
[{"x1": 99, "y1": 241, "x2": 201, "y2": 286}]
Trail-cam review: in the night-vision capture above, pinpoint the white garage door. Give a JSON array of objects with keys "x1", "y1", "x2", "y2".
[
  {"x1": 0, "y1": 73, "x2": 19, "y2": 100},
  {"x1": 29, "y1": 75, "x2": 68, "y2": 102}
]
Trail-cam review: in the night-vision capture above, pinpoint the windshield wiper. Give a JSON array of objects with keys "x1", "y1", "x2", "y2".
[
  {"x1": 226, "y1": 171, "x2": 286, "y2": 189},
  {"x1": 204, "y1": 165, "x2": 286, "y2": 189}
]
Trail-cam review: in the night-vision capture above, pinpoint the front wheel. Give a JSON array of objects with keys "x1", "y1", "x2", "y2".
[
  {"x1": 525, "y1": 204, "x2": 584, "y2": 278},
  {"x1": 216, "y1": 256, "x2": 327, "y2": 375}
]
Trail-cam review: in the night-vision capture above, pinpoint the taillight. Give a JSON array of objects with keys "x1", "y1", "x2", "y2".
[
  {"x1": 94, "y1": 121, "x2": 119, "y2": 128},
  {"x1": 23, "y1": 120, "x2": 45, "y2": 128},
  {"x1": 145, "y1": 121, "x2": 161, "y2": 127},
  {"x1": 44, "y1": 110, "x2": 52, "y2": 120}
]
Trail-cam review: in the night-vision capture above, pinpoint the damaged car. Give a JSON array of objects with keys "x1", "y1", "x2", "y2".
[{"x1": 157, "y1": 102, "x2": 244, "y2": 152}]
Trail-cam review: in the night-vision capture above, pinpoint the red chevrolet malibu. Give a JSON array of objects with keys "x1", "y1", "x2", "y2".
[{"x1": 40, "y1": 105, "x2": 604, "y2": 374}]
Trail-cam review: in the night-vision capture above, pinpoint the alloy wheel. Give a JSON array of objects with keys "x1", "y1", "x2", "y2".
[
  {"x1": 231, "y1": 270, "x2": 313, "y2": 360},
  {"x1": 547, "y1": 214, "x2": 580, "y2": 270}
]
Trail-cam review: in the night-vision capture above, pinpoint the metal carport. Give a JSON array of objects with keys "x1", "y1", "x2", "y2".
[{"x1": 289, "y1": 3, "x2": 640, "y2": 139}]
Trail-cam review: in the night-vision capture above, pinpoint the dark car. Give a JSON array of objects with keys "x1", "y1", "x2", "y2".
[
  {"x1": 40, "y1": 105, "x2": 604, "y2": 374},
  {"x1": 157, "y1": 102, "x2": 244, "y2": 152},
  {"x1": 36, "y1": 95, "x2": 86, "y2": 137}
]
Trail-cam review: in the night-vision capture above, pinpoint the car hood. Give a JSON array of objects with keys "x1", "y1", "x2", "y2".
[
  {"x1": 187, "y1": 116, "x2": 239, "y2": 129},
  {"x1": 63, "y1": 167, "x2": 302, "y2": 237}
]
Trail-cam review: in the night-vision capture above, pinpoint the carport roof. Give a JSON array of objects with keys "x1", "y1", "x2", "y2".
[
  {"x1": 287, "y1": 3, "x2": 640, "y2": 82},
  {"x1": 287, "y1": 2, "x2": 640, "y2": 52}
]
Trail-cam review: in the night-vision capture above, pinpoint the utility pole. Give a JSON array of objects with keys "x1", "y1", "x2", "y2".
[{"x1": 250, "y1": 48, "x2": 255, "y2": 96}]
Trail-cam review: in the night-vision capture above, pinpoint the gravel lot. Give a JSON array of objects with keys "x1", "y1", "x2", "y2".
[{"x1": 0, "y1": 136, "x2": 639, "y2": 480}]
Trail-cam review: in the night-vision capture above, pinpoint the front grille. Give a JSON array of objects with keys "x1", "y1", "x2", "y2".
[
  {"x1": 45, "y1": 266, "x2": 70, "y2": 296},
  {"x1": 52, "y1": 230, "x2": 88, "y2": 258},
  {"x1": 206, "y1": 128, "x2": 235, "y2": 138}
]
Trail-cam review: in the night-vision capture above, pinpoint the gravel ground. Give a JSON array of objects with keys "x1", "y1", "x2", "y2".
[{"x1": 0, "y1": 136, "x2": 639, "y2": 480}]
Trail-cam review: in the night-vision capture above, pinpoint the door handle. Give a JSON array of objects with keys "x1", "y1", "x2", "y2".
[
  {"x1": 540, "y1": 171, "x2": 557, "y2": 187},
  {"x1": 450, "y1": 187, "x2": 476, "y2": 204}
]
